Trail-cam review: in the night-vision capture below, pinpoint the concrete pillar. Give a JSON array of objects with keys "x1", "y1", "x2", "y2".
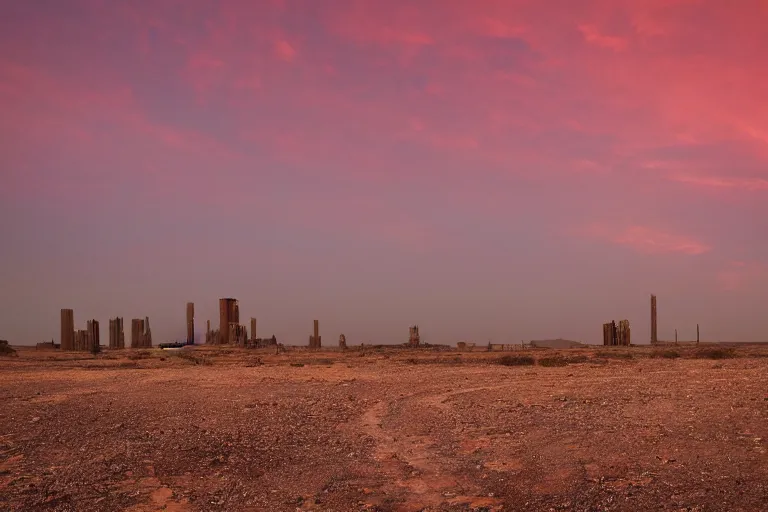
[
  {"x1": 186, "y1": 303, "x2": 195, "y2": 345},
  {"x1": 131, "y1": 319, "x2": 144, "y2": 349},
  {"x1": 251, "y1": 318, "x2": 257, "y2": 341},
  {"x1": 144, "y1": 317, "x2": 152, "y2": 348},
  {"x1": 109, "y1": 317, "x2": 124, "y2": 349},
  {"x1": 650, "y1": 294, "x2": 658, "y2": 344},
  {"x1": 309, "y1": 320, "x2": 321, "y2": 348},
  {"x1": 218, "y1": 299, "x2": 239, "y2": 344},
  {"x1": 87, "y1": 319, "x2": 100, "y2": 353},
  {"x1": 60, "y1": 309, "x2": 74, "y2": 351}
]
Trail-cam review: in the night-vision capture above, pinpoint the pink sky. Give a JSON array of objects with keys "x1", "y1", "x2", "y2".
[{"x1": 1, "y1": 0, "x2": 767, "y2": 345}]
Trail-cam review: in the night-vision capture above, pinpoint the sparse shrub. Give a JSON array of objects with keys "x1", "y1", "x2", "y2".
[
  {"x1": 290, "y1": 363, "x2": 305, "y2": 367},
  {"x1": 695, "y1": 348, "x2": 735, "y2": 360},
  {"x1": 651, "y1": 350, "x2": 680, "y2": 359},
  {"x1": 498, "y1": 355, "x2": 535, "y2": 366},
  {"x1": 595, "y1": 351, "x2": 633, "y2": 360},
  {"x1": 564, "y1": 355, "x2": 589, "y2": 364},
  {"x1": 538, "y1": 356, "x2": 568, "y2": 367},
  {"x1": 0, "y1": 343, "x2": 17, "y2": 357},
  {"x1": 590, "y1": 358, "x2": 609, "y2": 365}
]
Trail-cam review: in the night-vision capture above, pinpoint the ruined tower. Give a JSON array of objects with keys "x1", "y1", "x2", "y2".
[
  {"x1": 144, "y1": 317, "x2": 152, "y2": 347},
  {"x1": 250, "y1": 318, "x2": 257, "y2": 342},
  {"x1": 408, "y1": 325, "x2": 421, "y2": 347},
  {"x1": 186, "y1": 302, "x2": 195, "y2": 345},
  {"x1": 650, "y1": 294, "x2": 658, "y2": 344},
  {"x1": 130, "y1": 318, "x2": 152, "y2": 348},
  {"x1": 308, "y1": 320, "x2": 321, "y2": 348},
  {"x1": 109, "y1": 317, "x2": 124, "y2": 349},
  {"x1": 131, "y1": 318, "x2": 143, "y2": 348},
  {"x1": 60, "y1": 309, "x2": 74, "y2": 351},
  {"x1": 206, "y1": 320, "x2": 211, "y2": 344},
  {"x1": 338, "y1": 334, "x2": 347, "y2": 350},
  {"x1": 87, "y1": 319, "x2": 100, "y2": 353},
  {"x1": 218, "y1": 298, "x2": 239, "y2": 344}
]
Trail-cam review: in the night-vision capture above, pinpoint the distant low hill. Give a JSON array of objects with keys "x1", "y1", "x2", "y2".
[{"x1": 529, "y1": 338, "x2": 586, "y2": 349}]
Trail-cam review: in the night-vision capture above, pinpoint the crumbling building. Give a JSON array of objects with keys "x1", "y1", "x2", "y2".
[
  {"x1": 61, "y1": 309, "x2": 74, "y2": 351},
  {"x1": 230, "y1": 323, "x2": 248, "y2": 345},
  {"x1": 339, "y1": 334, "x2": 347, "y2": 350},
  {"x1": 408, "y1": 325, "x2": 420, "y2": 347},
  {"x1": 308, "y1": 320, "x2": 321, "y2": 348},
  {"x1": 218, "y1": 298, "x2": 239, "y2": 344},
  {"x1": 602, "y1": 319, "x2": 630, "y2": 346},
  {"x1": 131, "y1": 318, "x2": 152, "y2": 348},
  {"x1": 87, "y1": 319, "x2": 100, "y2": 353},
  {"x1": 109, "y1": 317, "x2": 125, "y2": 349}
]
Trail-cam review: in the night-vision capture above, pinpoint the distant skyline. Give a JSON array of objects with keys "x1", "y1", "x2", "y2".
[{"x1": 1, "y1": 1, "x2": 767, "y2": 346}]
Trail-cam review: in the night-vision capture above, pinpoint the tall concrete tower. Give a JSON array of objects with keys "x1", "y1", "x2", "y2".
[
  {"x1": 186, "y1": 302, "x2": 195, "y2": 345},
  {"x1": 250, "y1": 318, "x2": 257, "y2": 341},
  {"x1": 60, "y1": 309, "x2": 74, "y2": 351},
  {"x1": 87, "y1": 320, "x2": 100, "y2": 353},
  {"x1": 218, "y1": 298, "x2": 239, "y2": 344},
  {"x1": 109, "y1": 317, "x2": 124, "y2": 349},
  {"x1": 308, "y1": 319, "x2": 321, "y2": 348},
  {"x1": 650, "y1": 294, "x2": 658, "y2": 344}
]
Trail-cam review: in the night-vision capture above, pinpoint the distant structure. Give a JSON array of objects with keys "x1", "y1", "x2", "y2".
[
  {"x1": 186, "y1": 302, "x2": 195, "y2": 345},
  {"x1": 206, "y1": 320, "x2": 212, "y2": 344},
  {"x1": 59, "y1": 309, "x2": 101, "y2": 352},
  {"x1": 408, "y1": 325, "x2": 420, "y2": 347},
  {"x1": 230, "y1": 323, "x2": 248, "y2": 345},
  {"x1": 250, "y1": 318, "x2": 257, "y2": 342},
  {"x1": 602, "y1": 320, "x2": 631, "y2": 346},
  {"x1": 308, "y1": 320, "x2": 321, "y2": 348},
  {"x1": 109, "y1": 317, "x2": 125, "y2": 349},
  {"x1": 74, "y1": 329, "x2": 89, "y2": 351},
  {"x1": 339, "y1": 334, "x2": 347, "y2": 350},
  {"x1": 36, "y1": 340, "x2": 57, "y2": 350},
  {"x1": 651, "y1": 294, "x2": 658, "y2": 344},
  {"x1": 218, "y1": 298, "x2": 239, "y2": 344},
  {"x1": 61, "y1": 309, "x2": 74, "y2": 351},
  {"x1": 87, "y1": 319, "x2": 100, "y2": 353},
  {"x1": 131, "y1": 318, "x2": 152, "y2": 348}
]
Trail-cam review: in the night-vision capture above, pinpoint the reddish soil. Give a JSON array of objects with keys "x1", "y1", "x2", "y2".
[{"x1": 1, "y1": 345, "x2": 767, "y2": 511}]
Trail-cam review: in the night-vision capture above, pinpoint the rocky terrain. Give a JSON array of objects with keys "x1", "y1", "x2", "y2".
[{"x1": 1, "y1": 345, "x2": 767, "y2": 511}]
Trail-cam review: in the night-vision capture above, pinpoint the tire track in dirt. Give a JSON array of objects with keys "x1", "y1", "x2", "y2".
[{"x1": 361, "y1": 385, "x2": 511, "y2": 511}]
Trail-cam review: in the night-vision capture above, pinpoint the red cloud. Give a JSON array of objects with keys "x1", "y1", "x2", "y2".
[
  {"x1": 580, "y1": 224, "x2": 712, "y2": 255},
  {"x1": 613, "y1": 226, "x2": 711, "y2": 255},
  {"x1": 717, "y1": 261, "x2": 768, "y2": 291},
  {"x1": 670, "y1": 174, "x2": 768, "y2": 192},
  {"x1": 578, "y1": 24, "x2": 628, "y2": 51},
  {"x1": 274, "y1": 40, "x2": 297, "y2": 62}
]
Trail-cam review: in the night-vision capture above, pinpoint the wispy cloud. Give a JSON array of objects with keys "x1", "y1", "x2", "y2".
[
  {"x1": 580, "y1": 224, "x2": 712, "y2": 255},
  {"x1": 717, "y1": 261, "x2": 768, "y2": 291}
]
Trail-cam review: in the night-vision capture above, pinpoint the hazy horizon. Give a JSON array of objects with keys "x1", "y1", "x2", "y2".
[{"x1": 2, "y1": 1, "x2": 767, "y2": 346}]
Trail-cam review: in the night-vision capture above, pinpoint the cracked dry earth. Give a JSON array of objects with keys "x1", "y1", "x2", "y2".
[{"x1": 2, "y1": 350, "x2": 768, "y2": 511}]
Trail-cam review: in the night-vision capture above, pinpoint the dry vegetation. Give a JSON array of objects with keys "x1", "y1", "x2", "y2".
[{"x1": 2, "y1": 344, "x2": 768, "y2": 511}]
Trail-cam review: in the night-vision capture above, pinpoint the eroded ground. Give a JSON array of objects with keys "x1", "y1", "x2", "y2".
[{"x1": 1, "y1": 346, "x2": 768, "y2": 511}]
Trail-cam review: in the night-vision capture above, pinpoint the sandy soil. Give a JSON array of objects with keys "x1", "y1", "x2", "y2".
[{"x1": 1, "y1": 345, "x2": 768, "y2": 511}]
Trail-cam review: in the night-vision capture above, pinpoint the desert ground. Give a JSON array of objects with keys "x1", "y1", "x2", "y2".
[{"x1": 1, "y1": 345, "x2": 768, "y2": 512}]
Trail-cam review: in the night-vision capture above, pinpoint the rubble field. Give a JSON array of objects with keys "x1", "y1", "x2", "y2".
[{"x1": 2, "y1": 345, "x2": 768, "y2": 511}]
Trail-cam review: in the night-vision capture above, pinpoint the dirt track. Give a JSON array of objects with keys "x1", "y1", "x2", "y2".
[{"x1": 2, "y1": 346, "x2": 768, "y2": 511}]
